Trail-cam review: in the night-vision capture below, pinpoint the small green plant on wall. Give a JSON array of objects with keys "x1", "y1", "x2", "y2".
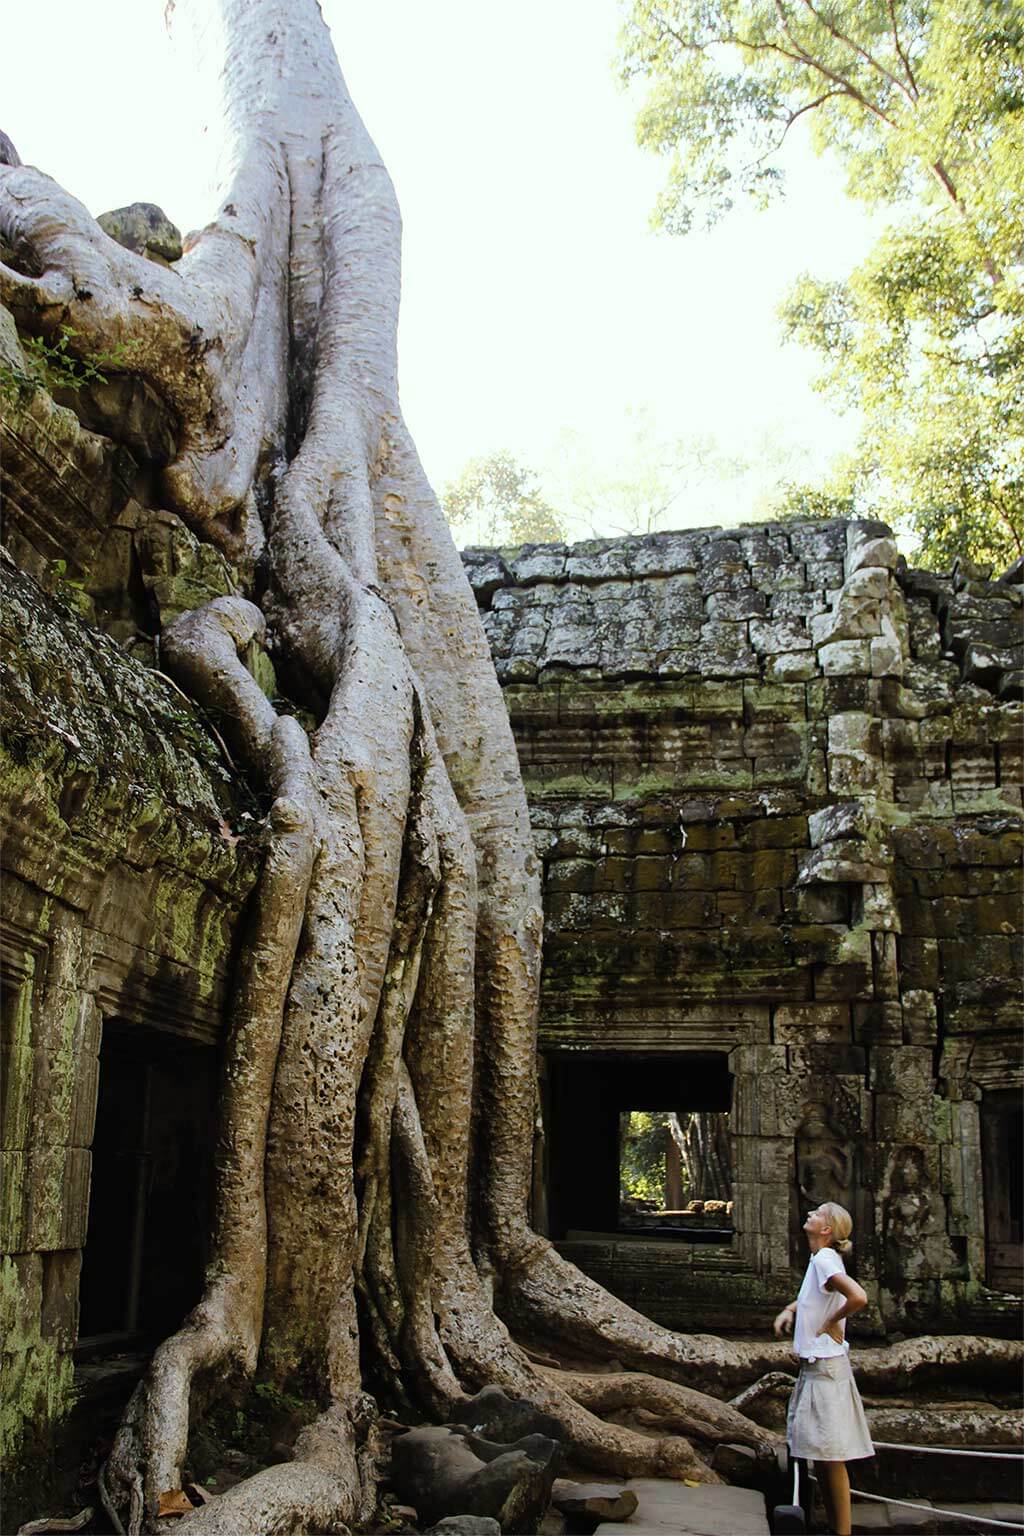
[{"x1": 0, "y1": 324, "x2": 138, "y2": 402}]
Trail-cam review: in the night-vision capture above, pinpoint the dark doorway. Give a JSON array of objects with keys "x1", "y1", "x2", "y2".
[
  {"x1": 542, "y1": 1053, "x2": 732, "y2": 1241},
  {"x1": 981, "y1": 1089, "x2": 1023, "y2": 1293},
  {"x1": 78, "y1": 1022, "x2": 217, "y2": 1346}
]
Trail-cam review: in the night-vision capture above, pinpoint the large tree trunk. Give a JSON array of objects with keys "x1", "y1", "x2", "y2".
[
  {"x1": 2, "y1": 6, "x2": 1019, "y2": 1533},
  {"x1": 670, "y1": 1112, "x2": 732, "y2": 1204}
]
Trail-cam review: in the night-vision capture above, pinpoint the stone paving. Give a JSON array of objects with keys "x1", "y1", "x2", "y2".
[
  {"x1": 851, "y1": 1495, "x2": 1024, "y2": 1532},
  {"x1": 596, "y1": 1476, "x2": 768, "y2": 1535}
]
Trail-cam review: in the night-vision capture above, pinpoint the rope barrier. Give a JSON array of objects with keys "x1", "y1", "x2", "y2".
[
  {"x1": 847, "y1": 1486, "x2": 1024, "y2": 1530},
  {"x1": 778, "y1": 1435, "x2": 1024, "y2": 1530},
  {"x1": 870, "y1": 1440, "x2": 1024, "y2": 1461}
]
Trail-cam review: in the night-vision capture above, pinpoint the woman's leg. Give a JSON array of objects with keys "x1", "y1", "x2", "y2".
[{"x1": 818, "y1": 1460, "x2": 851, "y2": 1535}]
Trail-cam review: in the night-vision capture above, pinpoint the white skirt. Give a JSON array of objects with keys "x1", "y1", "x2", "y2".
[{"x1": 786, "y1": 1353, "x2": 874, "y2": 1463}]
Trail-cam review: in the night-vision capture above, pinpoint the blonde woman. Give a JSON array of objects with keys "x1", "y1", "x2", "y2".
[{"x1": 773, "y1": 1202, "x2": 873, "y2": 1536}]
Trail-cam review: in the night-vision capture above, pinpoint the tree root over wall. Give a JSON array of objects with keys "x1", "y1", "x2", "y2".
[{"x1": 1, "y1": 5, "x2": 1019, "y2": 1532}]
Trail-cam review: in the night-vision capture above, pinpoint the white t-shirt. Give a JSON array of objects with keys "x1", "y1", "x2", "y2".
[{"x1": 793, "y1": 1246, "x2": 849, "y2": 1360}]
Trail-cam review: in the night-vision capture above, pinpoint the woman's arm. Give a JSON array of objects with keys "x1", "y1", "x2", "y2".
[
  {"x1": 823, "y1": 1272, "x2": 868, "y2": 1341},
  {"x1": 772, "y1": 1300, "x2": 798, "y2": 1337}
]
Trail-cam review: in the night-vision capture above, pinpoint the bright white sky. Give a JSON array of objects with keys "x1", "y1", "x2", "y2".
[{"x1": 2, "y1": 0, "x2": 879, "y2": 540}]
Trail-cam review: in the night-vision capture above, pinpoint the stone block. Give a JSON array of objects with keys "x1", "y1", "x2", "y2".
[
  {"x1": 631, "y1": 856, "x2": 672, "y2": 892},
  {"x1": 731, "y1": 1044, "x2": 789, "y2": 1076},
  {"x1": 872, "y1": 930, "x2": 900, "y2": 998},
  {"x1": 749, "y1": 617, "x2": 813, "y2": 654},
  {"x1": 789, "y1": 524, "x2": 849, "y2": 561},
  {"x1": 766, "y1": 651, "x2": 819, "y2": 682},
  {"x1": 829, "y1": 752, "x2": 890, "y2": 797},
  {"x1": 40, "y1": 1249, "x2": 81, "y2": 1351},
  {"x1": 760, "y1": 1186, "x2": 790, "y2": 1236},
  {"x1": 751, "y1": 561, "x2": 807, "y2": 592},
  {"x1": 942, "y1": 1103, "x2": 984, "y2": 1237},
  {"x1": 0, "y1": 1004, "x2": 33, "y2": 1153},
  {"x1": 819, "y1": 638, "x2": 872, "y2": 675},
  {"x1": 717, "y1": 889, "x2": 782, "y2": 921},
  {"x1": 860, "y1": 882, "x2": 900, "y2": 931},
  {"x1": 794, "y1": 884, "x2": 849, "y2": 923},
  {"x1": 757, "y1": 1138, "x2": 793, "y2": 1182},
  {"x1": 805, "y1": 558, "x2": 846, "y2": 588},
  {"x1": 742, "y1": 682, "x2": 806, "y2": 723},
  {"x1": 798, "y1": 846, "x2": 888, "y2": 886},
  {"x1": 815, "y1": 958, "x2": 874, "y2": 1001},
  {"x1": 69, "y1": 1042, "x2": 100, "y2": 1150},
  {"x1": 828, "y1": 712, "x2": 882, "y2": 757},
  {"x1": 509, "y1": 548, "x2": 567, "y2": 584},
  {"x1": 545, "y1": 858, "x2": 595, "y2": 894},
  {"x1": 705, "y1": 589, "x2": 767, "y2": 621},
  {"x1": 2, "y1": 1145, "x2": 92, "y2": 1254},
  {"x1": 462, "y1": 548, "x2": 512, "y2": 600},
  {"x1": 807, "y1": 800, "x2": 870, "y2": 847},
  {"x1": 811, "y1": 606, "x2": 875, "y2": 652},
  {"x1": 742, "y1": 724, "x2": 806, "y2": 762},
  {"x1": 0, "y1": 1252, "x2": 43, "y2": 1354},
  {"x1": 869, "y1": 1046, "x2": 934, "y2": 1093},
  {"x1": 976, "y1": 892, "x2": 1022, "y2": 933},
  {"x1": 735, "y1": 849, "x2": 798, "y2": 890},
  {"x1": 870, "y1": 618, "x2": 905, "y2": 679},
  {"x1": 847, "y1": 534, "x2": 900, "y2": 574},
  {"x1": 774, "y1": 1003, "x2": 852, "y2": 1044},
  {"x1": 736, "y1": 815, "x2": 808, "y2": 849}
]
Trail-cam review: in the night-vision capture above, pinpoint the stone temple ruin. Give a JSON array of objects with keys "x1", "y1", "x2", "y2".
[
  {"x1": 1, "y1": 336, "x2": 1022, "y2": 1504},
  {"x1": 461, "y1": 525, "x2": 1022, "y2": 1338}
]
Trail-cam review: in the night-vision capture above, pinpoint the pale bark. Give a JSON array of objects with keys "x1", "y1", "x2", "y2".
[{"x1": 3, "y1": 3, "x2": 1020, "y2": 1531}]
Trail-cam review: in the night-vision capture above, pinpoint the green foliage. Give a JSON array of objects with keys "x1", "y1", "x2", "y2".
[
  {"x1": 620, "y1": 0, "x2": 1024, "y2": 568},
  {"x1": 619, "y1": 1110, "x2": 672, "y2": 1205},
  {"x1": 0, "y1": 324, "x2": 138, "y2": 403},
  {"x1": 252, "y1": 1380, "x2": 315, "y2": 1422},
  {"x1": 443, "y1": 450, "x2": 567, "y2": 546}
]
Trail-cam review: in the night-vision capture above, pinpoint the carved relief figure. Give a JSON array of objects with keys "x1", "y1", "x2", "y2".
[
  {"x1": 795, "y1": 1098, "x2": 854, "y2": 1210},
  {"x1": 883, "y1": 1145, "x2": 931, "y2": 1282}
]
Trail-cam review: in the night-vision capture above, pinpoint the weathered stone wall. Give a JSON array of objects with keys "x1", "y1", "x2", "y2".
[
  {"x1": 463, "y1": 520, "x2": 1023, "y2": 1335},
  {"x1": 0, "y1": 558, "x2": 258, "y2": 1490}
]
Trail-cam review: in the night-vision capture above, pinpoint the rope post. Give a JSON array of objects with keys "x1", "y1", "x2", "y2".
[{"x1": 772, "y1": 1454, "x2": 807, "y2": 1534}]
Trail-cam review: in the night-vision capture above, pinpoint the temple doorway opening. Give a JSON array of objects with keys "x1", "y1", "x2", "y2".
[
  {"x1": 77, "y1": 1021, "x2": 217, "y2": 1350},
  {"x1": 541, "y1": 1052, "x2": 733, "y2": 1242},
  {"x1": 619, "y1": 1109, "x2": 732, "y2": 1237},
  {"x1": 981, "y1": 1089, "x2": 1024, "y2": 1293}
]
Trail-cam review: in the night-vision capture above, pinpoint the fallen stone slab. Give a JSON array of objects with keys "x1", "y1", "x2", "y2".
[
  {"x1": 390, "y1": 1422, "x2": 560, "y2": 1532},
  {"x1": 551, "y1": 1478, "x2": 639, "y2": 1522}
]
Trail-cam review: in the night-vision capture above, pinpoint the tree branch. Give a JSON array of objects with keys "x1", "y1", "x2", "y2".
[
  {"x1": 770, "y1": 0, "x2": 900, "y2": 128},
  {"x1": 796, "y1": 0, "x2": 919, "y2": 107},
  {"x1": 886, "y1": 0, "x2": 920, "y2": 98},
  {"x1": 751, "y1": 89, "x2": 847, "y2": 167}
]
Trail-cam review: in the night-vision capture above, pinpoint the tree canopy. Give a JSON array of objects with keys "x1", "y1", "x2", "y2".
[
  {"x1": 442, "y1": 450, "x2": 566, "y2": 545},
  {"x1": 620, "y1": 0, "x2": 1024, "y2": 568}
]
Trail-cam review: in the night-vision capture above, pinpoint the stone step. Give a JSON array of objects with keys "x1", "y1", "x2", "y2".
[
  {"x1": 852, "y1": 1495, "x2": 1024, "y2": 1532},
  {"x1": 596, "y1": 1477, "x2": 768, "y2": 1535}
]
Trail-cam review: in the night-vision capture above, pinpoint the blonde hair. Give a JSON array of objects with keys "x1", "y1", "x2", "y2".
[{"x1": 820, "y1": 1202, "x2": 854, "y2": 1255}]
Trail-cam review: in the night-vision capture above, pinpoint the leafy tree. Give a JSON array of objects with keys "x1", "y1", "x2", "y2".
[
  {"x1": 620, "y1": 0, "x2": 1024, "y2": 568},
  {"x1": 443, "y1": 450, "x2": 567, "y2": 545},
  {"x1": 552, "y1": 411, "x2": 749, "y2": 535},
  {"x1": 620, "y1": 1111, "x2": 672, "y2": 1205}
]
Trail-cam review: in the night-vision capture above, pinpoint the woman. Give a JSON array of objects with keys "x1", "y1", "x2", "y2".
[{"x1": 773, "y1": 1202, "x2": 873, "y2": 1536}]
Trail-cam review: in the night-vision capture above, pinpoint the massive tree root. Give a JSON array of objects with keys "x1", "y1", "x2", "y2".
[{"x1": 3, "y1": 3, "x2": 1020, "y2": 1532}]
